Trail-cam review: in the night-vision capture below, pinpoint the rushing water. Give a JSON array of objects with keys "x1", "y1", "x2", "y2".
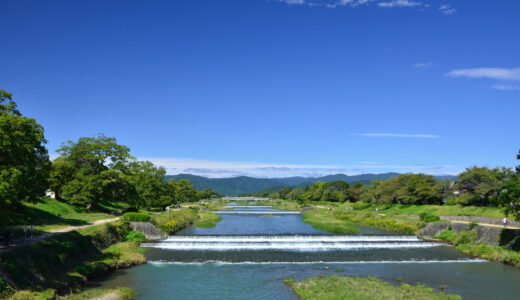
[{"x1": 95, "y1": 206, "x2": 520, "y2": 299}]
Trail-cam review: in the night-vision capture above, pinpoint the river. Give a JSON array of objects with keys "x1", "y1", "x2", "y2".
[{"x1": 95, "y1": 205, "x2": 520, "y2": 299}]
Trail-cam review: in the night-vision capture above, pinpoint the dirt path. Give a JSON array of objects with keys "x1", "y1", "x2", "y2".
[
  {"x1": 0, "y1": 217, "x2": 119, "y2": 252},
  {"x1": 450, "y1": 220, "x2": 520, "y2": 230}
]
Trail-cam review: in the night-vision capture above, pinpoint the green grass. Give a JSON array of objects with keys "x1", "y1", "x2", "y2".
[
  {"x1": 194, "y1": 210, "x2": 223, "y2": 228},
  {"x1": 434, "y1": 229, "x2": 520, "y2": 268},
  {"x1": 60, "y1": 287, "x2": 137, "y2": 300},
  {"x1": 338, "y1": 210, "x2": 420, "y2": 235},
  {"x1": 285, "y1": 275, "x2": 460, "y2": 300},
  {"x1": 1, "y1": 198, "x2": 116, "y2": 236},
  {"x1": 271, "y1": 201, "x2": 302, "y2": 211},
  {"x1": 0, "y1": 221, "x2": 146, "y2": 298},
  {"x1": 351, "y1": 203, "x2": 506, "y2": 219},
  {"x1": 302, "y1": 209, "x2": 359, "y2": 234},
  {"x1": 456, "y1": 243, "x2": 520, "y2": 268}
]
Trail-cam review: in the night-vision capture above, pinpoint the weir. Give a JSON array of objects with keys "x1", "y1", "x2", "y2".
[
  {"x1": 141, "y1": 235, "x2": 442, "y2": 251},
  {"x1": 213, "y1": 210, "x2": 300, "y2": 215}
]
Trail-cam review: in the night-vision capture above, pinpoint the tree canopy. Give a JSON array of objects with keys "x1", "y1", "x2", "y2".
[{"x1": 0, "y1": 90, "x2": 50, "y2": 209}]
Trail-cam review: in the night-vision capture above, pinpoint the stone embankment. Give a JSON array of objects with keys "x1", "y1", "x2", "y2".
[
  {"x1": 130, "y1": 222, "x2": 167, "y2": 240},
  {"x1": 418, "y1": 222, "x2": 520, "y2": 249}
]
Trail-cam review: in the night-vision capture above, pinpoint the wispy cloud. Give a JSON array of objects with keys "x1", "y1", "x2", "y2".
[
  {"x1": 139, "y1": 157, "x2": 458, "y2": 178},
  {"x1": 446, "y1": 67, "x2": 520, "y2": 81},
  {"x1": 447, "y1": 67, "x2": 520, "y2": 91},
  {"x1": 493, "y1": 84, "x2": 520, "y2": 91},
  {"x1": 278, "y1": 0, "x2": 306, "y2": 5},
  {"x1": 414, "y1": 62, "x2": 432, "y2": 69},
  {"x1": 439, "y1": 4, "x2": 456, "y2": 15},
  {"x1": 378, "y1": 0, "x2": 421, "y2": 8},
  {"x1": 352, "y1": 133, "x2": 440, "y2": 138}
]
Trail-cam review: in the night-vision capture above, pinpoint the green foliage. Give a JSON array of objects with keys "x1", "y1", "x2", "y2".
[
  {"x1": 455, "y1": 166, "x2": 510, "y2": 206},
  {"x1": 497, "y1": 173, "x2": 520, "y2": 220},
  {"x1": 125, "y1": 231, "x2": 146, "y2": 242},
  {"x1": 286, "y1": 275, "x2": 460, "y2": 300},
  {"x1": 163, "y1": 221, "x2": 178, "y2": 234},
  {"x1": 302, "y1": 209, "x2": 359, "y2": 234},
  {"x1": 419, "y1": 212, "x2": 441, "y2": 223},
  {"x1": 0, "y1": 90, "x2": 50, "y2": 209},
  {"x1": 456, "y1": 243, "x2": 520, "y2": 268},
  {"x1": 435, "y1": 230, "x2": 457, "y2": 243},
  {"x1": 122, "y1": 212, "x2": 151, "y2": 222}
]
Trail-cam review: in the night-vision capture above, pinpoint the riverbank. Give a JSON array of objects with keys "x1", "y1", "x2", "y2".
[
  {"x1": 285, "y1": 275, "x2": 460, "y2": 300},
  {"x1": 302, "y1": 209, "x2": 358, "y2": 234},
  {"x1": 0, "y1": 206, "x2": 222, "y2": 299}
]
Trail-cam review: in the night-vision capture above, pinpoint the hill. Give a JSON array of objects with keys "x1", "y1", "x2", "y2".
[{"x1": 165, "y1": 173, "x2": 457, "y2": 195}]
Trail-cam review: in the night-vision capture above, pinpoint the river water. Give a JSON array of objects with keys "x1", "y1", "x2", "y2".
[{"x1": 96, "y1": 206, "x2": 520, "y2": 299}]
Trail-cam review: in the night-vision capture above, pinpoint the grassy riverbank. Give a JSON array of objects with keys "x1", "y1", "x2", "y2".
[
  {"x1": 0, "y1": 221, "x2": 146, "y2": 299},
  {"x1": 285, "y1": 275, "x2": 460, "y2": 300},
  {"x1": 338, "y1": 210, "x2": 420, "y2": 235},
  {"x1": 152, "y1": 206, "x2": 222, "y2": 234},
  {"x1": 302, "y1": 209, "x2": 359, "y2": 234},
  {"x1": 434, "y1": 229, "x2": 520, "y2": 268}
]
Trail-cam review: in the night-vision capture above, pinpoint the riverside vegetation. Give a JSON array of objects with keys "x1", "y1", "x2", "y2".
[{"x1": 285, "y1": 275, "x2": 460, "y2": 300}]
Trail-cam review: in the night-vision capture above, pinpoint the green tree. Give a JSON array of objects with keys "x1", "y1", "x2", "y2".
[
  {"x1": 124, "y1": 160, "x2": 166, "y2": 209},
  {"x1": 0, "y1": 90, "x2": 50, "y2": 209},
  {"x1": 455, "y1": 166, "x2": 509, "y2": 206},
  {"x1": 52, "y1": 134, "x2": 132, "y2": 209},
  {"x1": 498, "y1": 173, "x2": 520, "y2": 220},
  {"x1": 174, "y1": 179, "x2": 197, "y2": 203},
  {"x1": 516, "y1": 149, "x2": 520, "y2": 175}
]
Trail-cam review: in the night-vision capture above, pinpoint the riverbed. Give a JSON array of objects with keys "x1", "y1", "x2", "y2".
[{"x1": 95, "y1": 206, "x2": 520, "y2": 299}]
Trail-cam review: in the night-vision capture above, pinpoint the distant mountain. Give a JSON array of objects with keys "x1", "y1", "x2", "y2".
[{"x1": 165, "y1": 173, "x2": 457, "y2": 196}]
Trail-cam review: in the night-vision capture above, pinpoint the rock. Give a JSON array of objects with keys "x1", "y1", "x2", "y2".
[{"x1": 130, "y1": 222, "x2": 167, "y2": 240}]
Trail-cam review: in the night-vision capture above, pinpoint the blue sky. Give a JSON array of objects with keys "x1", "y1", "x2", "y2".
[{"x1": 1, "y1": 0, "x2": 519, "y2": 178}]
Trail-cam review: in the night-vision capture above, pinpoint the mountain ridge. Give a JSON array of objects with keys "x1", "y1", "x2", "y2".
[{"x1": 164, "y1": 173, "x2": 457, "y2": 195}]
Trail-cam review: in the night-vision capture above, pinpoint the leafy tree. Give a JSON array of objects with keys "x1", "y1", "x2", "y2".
[
  {"x1": 498, "y1": 173, "x2": 520, "y2": 220},
  {"x1": 124, "y1": 160, "x2": 166, "y2": 209},
  {"x1": 0, "y1": 90, "x2": 50, "y2": 209},
  {"x1": 455, "y1": 166, "x2": 510, "y2": 206},
  {"x1": 52, "y1": 134, "x2": 132, "y2": 209},
  {"x1": 175, "y1": 179, "x2": 198, "y2": 203}
]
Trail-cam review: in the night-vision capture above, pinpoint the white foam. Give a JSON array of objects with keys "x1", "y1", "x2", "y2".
[
  {"x1": 213, "y1": 211, "x2": 300, "y2": 215},
  {"x1": 148, "y1": 259, "x2": 487, "y2": 265},
  {"x1": 141, "y1": 242, "x2": 442, "y2": 251},
  {"x1": 166, "y1": 235, "x2": 420, "y2": 242}
]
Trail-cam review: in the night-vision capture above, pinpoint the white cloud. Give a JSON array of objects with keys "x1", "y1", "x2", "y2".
[
  {"x1": 352, "y1": 133, "x2": 440, "y2": 138},
  {"x1": 446, "y1": 67, "x2": 520, "y2": 81},
  {"x1": 378, "y1": 0, "x2": 421, "y2": 8},
  {"x1": 139, "y1": 157, "x2": 457, "y2": 178},
  {"x1": 414, "y1": 62, "x2": 432, "y2": 69},
  {"x1": 492, "y1": 84, "x2": 520, "y2": 91},
  {"x1": 278, "y1": 0, "x2": 306, "y2": 5},
  {"x1": 439, "y1": 4, "x2": 456, "y2": 15}
]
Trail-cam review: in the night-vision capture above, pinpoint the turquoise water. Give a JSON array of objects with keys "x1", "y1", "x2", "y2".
[{"x1": 95, "y1": 207, "x2": 520, "y2": 299}]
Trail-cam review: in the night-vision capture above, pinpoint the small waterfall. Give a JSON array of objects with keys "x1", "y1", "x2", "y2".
[
  {"x1": 141, "y1": 235, "x2": 442, "y2": 251},
  {"x1": 213, "y1": 211, "x2": 300, "y2": 215}
]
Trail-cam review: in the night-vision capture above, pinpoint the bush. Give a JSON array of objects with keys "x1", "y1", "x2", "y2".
[
  {"x1": 125, "y1": 231, "x2": 147, "y2": 242},
  {"x1": 419, "y1": 212, "x2": 440, "y2": 223},
  {"x1": 435, "y1": 230, "x2": 457, "y2": 243},
  {"x1": 163, "y1": 220, "x2": 178, "y2": 235},
  {"x1": 122, "y1": 212, "x2": 151, "y2": 222},
  {"x1": 455, "y1": 231, "x2": 472, "y2": 245}
]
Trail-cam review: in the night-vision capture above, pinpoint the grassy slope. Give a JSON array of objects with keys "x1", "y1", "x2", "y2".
[
  {"x1": 355, "y1": 203, "x2": 505, "y2": 219},
  {"x1": 302, "y1": 209, "x2": 359, "y2": 234},
  {"x1": 194, "y1": 210, "x2": 223, "y2": 228},
  {"x1": 2, "y1": 198, "x2": 116, "y2": 236},
  {"x1": 435, "y1": 229, "x2": 520, "y2": 268},
  {"x1": 285, "y1": 275, "x2": 460, "y2": 300},
  {"x1": 0, "y1": 221, "x2": 146, "y2": 299}
]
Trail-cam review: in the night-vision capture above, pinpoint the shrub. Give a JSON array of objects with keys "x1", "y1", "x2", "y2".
[
  {"x1": 435, "y1": 230, "x2": 457, "y2": 243},
  {"x1": 455, "y1": 231, "x2": 472, "y2": 245},
  {"x1": 125, "y1": 231, "x2": 147, "y2": 242},
  {"x1": 122, "y1": 212, "x2": 151, "y2": 222},
  {"x1": 419, "y1": 212, "x2": 440, "y2": 223},
  {"x1": 163, "y1": 220, "x2": 178, "y2": 235}
]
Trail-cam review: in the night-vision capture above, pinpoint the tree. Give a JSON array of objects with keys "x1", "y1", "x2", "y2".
[
  {"x1": 497, "y1": 173, "x2": 520, "y2": 220},
  {"x1": 174, "y1": 179, "x2": 197, "y2": 203},
  {"x1": 0, "y1": 90, "x2": 50, "y2": 209},
  {"x1": 52, "y1": 134, "x2": 132, "y2": 209},
  {"x1": 124, "y1": 160, "x2": 166, "y2": 209},
  {"x1": 455, "y1": 166, "x2": 509, "y2": 206}
]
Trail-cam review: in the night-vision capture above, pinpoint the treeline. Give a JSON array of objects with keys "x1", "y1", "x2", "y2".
[
  {"x1": 270, "y1": 165, "x2": 520, "y2": 218},
  {"x1": 0, "y1": 90, "x2": 220, "y2": 212}
]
